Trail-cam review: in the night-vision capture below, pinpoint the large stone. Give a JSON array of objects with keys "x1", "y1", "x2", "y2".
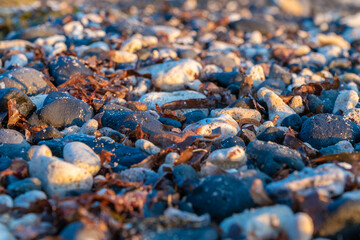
[
  {"x1": 0, "y1": 68, "x2": 50, "y2": 96},
  {"x1": 0, "y1": 87, "x2": 36, "y2": 116},
  {"x1": 299, "y1": 113, "x2": 360, "y2": 149}
]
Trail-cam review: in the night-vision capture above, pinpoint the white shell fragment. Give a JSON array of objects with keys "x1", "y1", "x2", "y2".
[
  {"x1": 63, "y1": 142, "x2": 101, "y2": 175},
  {"x1": 183, "y1": 113, "x2": 240, "y2": 141},
  {"x1": 206, "y1": 146, "x2": 247, "y2": 169}
]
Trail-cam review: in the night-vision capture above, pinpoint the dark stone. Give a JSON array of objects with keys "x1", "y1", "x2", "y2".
[
  {"x1": 32, "y1": 127, "x2": 63, "y2": 144},
  {"x1": 173, "y1": 164, "x2": 199, "y2": 192},
  {"x1": 257, "y1": 127, "x2": 286, "y2": 144},
  {"x1": 147, "y1": 228, "x2": 218, "y2": 240},
  {"x1": 159, "y1": 117, "x2": 182, "y2": 128},
  {"x1": 101, "y1": 110, "x2": 164, "y2": 134},
  {"x1": 7, "y1": 178, "x2": 42, "y2": 196},
  {"x1": 49, "y1": 56, "x2": 94, "y2": 86},
  {"x1": 184, "y1": 110, "x2": 206, "y2": 124},
  {"x1": 299, "y1": 114, "x2": 360, "y2": 149},
  {"x1": 187, "y1": 175, "x2": 256, "y2": 222},
  {"x1": 229, "y1": 96, "x2": 255, "y2": 109},
  {"x1": 256, "y1": 78, "x2": 286, "y2": 94},
  {"x1": 269, "y1": 64, "x2": 292, "y2": 84},
  {"x1": 0, "y1": 156, "x2": 11, "y2": 171},
  {"x1": 42, "y1": 91, "x2": 75, "y2": 106},
  {"x1": 98, "y1": 127, "x2": 125, "y2": 142},
  {"x1": 0, "y1": 88, "x2": 36, "y2": 116},
  {"x1": 281, "y1": 114, "x2": 302, "y2": 131},
  {"x1": 239, "y1": 128, "x2": 257, "y2": 145},
  {"x1": 203, "y1": 72, "x2": 244, "y2": 88},
  {"x1": 307, "y1": 94, "x2": 323, "y2": 113},
  {"x1": 60, "y1": 221, "x2": 109, "y2": 240},
  {"x1": 319, "y1": 193, "x2": 360, "y2": 238},
  {"x1": 0, "y1": 68, "x2": 50, "y2": 96},
  {"x1": 39, "y1": 134, "x2": 147, "y2": 167},
  {"x1": 38, "y1": 97, "x2": 93, "y2": 128},
  {"x1": 215, "y1": 136, "x2": 246, "y2": 149},
  {"x1": 229, "y1": 19, "x2": 274, "y2": 35},
  {"x1": 320, "y1": 90, "x2": 339, "y2": 113},
  {"x1": 246, "y1": 140, "x2": 305, "y2": 176},
  {"x1": 0, "y1": 129, "x2": 31, "y2": 160}
]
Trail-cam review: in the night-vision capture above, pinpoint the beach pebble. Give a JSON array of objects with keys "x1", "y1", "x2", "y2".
[
  {"x1": 264, "y1": 90, "x2": 296, "y2": 125},
  {"x1": 119, "y1": 167, "x2": 157, "y2": 183},
  {"x1": 220, "y1": 205, "x2": 313, "y2": 240},
  {"x1": 320, "y1": 140, "x2": 354, "y2": 155},
  {"x1": 109, "y1": 50, "x2": 138, "y2": 63},
  {"x1": 4, "y1": 54, "x2": 27, "y2": 69},
  {"x1": 0, "y1": 87, "x2": 36, "y2": 117},
  {"x1": 332, "y1": 90, "x2": 359, "y2": 114},
  {"x1": 135, "y1": 139, "x2": 161, "y2": 155},
  {"x1": 79, "y1": 119, "x2": 98, "y2": 135},
  {"x1": 269, "y1": 64, "x2": 292, "y2": 85},
  {"x1": 0, "y1": 67, "x2": 50, "y2": 96},
  {"x1": 152, "y1": 25, "x2": 181, "y2": 42},
  {"x1": 14, "y1": 190, "x2": 47, "y2": 208},
  {"x1": 249, "y1": 65, "x2": 265, "y2": 87},
  {"x1": 299, "y1": 113, "x2": 360, "y2": 149},
  {"x1": 7, "y1": 178, "x2": 42, "y2": 196},
  {"x1": 246, "y1": 140, "x2": 305, "y2": 176},
  {"x1": 139, "y1": 90, "x2": 206, "y2": 110},
  {"x1": 0, "y1": 224, "x2": 15, "y2": 240},
  {"x1": 318, "y1": 33, "x2": 350, "y2": 49},
  {"x1": 0, "y1": 195, "x2": 13, "y2": 208},
  {"x1": 0, "y1": 129, "x2": 31, "y2": 160},
  {"x1": 183, "y1": 113, "x2": 240, "y2": 141},
  {"x1": 210, "y1": 107, "x2": 261, "y2": 122},
  {"x1": 266, "y1": 163, "x2": 347, "y2": 202},
  {"x1": 63, "y1": 142, "x2": 101, "y2": 175},
  {"x1": 137, "y1": 59, "x2": 202, "y2": 91},
  {"x1": 206, "y1": 146, "x2": 247, "y2": 170},
  {"x1": 32, "y1": 127, "x2": 63, "y2": 143}
]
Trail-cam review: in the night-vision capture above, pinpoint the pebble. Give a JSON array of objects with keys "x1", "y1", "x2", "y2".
[
  {"x1": 183, "y1": 113, "x2": 240, "y2": 141},
  {"x1": 289, "y1": 95, "x2": 305, "y2": 114},
  {"x1": 0, "y1": 68, "x2": 50, "y2": 95},
  {"x1": 32, "y1": 127, "x2": 63, "y2": 143},
  {"x1": 79, "y1": 119, "x2": 98, "y2": 135},
  {"x1": 269, "y1": 64, "x2": 292, "y2": 85},
  {"x1": 0, "y1": 224, "x2": 15, "y2": 240},
  {"x1": 220, "y1": 205, "x2": 313, "y2": 240},
  {"x1": 332, "y1": 90, "x2": 359, "y2": 114},
  {"x1": 187, "y1": 175, "x2": 255, "y2": 221},
  {"x1": 206, "y1": 146, "x2": 247, "y2": 170},
  {"x1": 139, "y1": 90, "x2": 206, "y2": 110},
  {"x1": 4, "y1": 53, "x2": 28, "y2": 69},
  {"x1": 266, "y1": 163, "x2": 347, "y2": 203},
  {"x1": 281, "y1": 114, "x2": 302, "y2": 131},
  {"x1": 109, "y1": 50, "x2": 138, "y2": 63},
  {"x1": 14, "y1": 190, "x2": 47, "y2": 208},
  {"x1": 135, "y1": 139, "x2": 161, "y2": 155},
  {"x1": 7, "y1": 178, "x2": 42, "y2": 196},
  {"x1": 320, "y1": 140, "x2": 354, "y2": 155},
  {"x1": 173, "y1": 164, "x2": 199, "y2": 192},
  {"x1": 317, "y1": 33, "x2": 350, "y2": 49},
  {"x1": 118, "y1": 167, "x2": 157, "y2": 183},
  {"x1": 0, "y1": 194, "x2": 13, "y2": 208},
  {"x1": 210, "y1": 107, "x2": 261, "y2": 122},
  {"x1": 63, "y1": 142, "x2": 101, "y2": 175},
  {"x1": 60, "y1": 221, "x2": 109, "y2": 240},
  {"x1": 0, "y1": 129, "x2": 31, "y2": 160},
  {"x1": 0, "y1": 87, "x2": 36, "y2": 117},
  {"x1": 299, "y1": 113, "x2": 360, "y2": 149},
  {"x1": 246, "y1": 140, "x2": 305, "y2": 176},
  {"x1": 264, "y1": 90, "x2": 296, "y2": 125},
  {"x1": 137, "y1": 59, "x2": 202, "y2": 91},
  {"x1": 257, "y1": 127, "x2": 287, "y2": 143},
  {"x1": 30, "y1": 145, "x2": 93, "y2": 196}
]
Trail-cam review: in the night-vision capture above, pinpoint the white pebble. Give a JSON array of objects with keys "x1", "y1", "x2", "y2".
[
  {"x1": 333, "y1": 90, "x2": 359, "y2": 114},
  {"x1": 206, "y1": 146, "x2": 247, "y2": 170},
  {"x1": 135, "y1": 139, "x2": 161, "y2": 155}
]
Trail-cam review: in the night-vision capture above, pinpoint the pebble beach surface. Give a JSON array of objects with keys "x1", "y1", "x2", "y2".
[{"x1": 1, "y1": 0, "x2": 360, "y2": 239}]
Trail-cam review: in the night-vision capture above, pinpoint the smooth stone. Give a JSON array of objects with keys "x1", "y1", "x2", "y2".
[
  {"x1": 7, "y1": 178, "x2": 42, "y2": 196},
  {"x1": 249, "y1": 65, "x2": 265, "y2": 87},
  {"x1": 210, "y1": 107, "x2": 261, "y2": 122},
  {"x1": 30, "y1": 154, "x2": 93, "y2": 196},
  {"x1": 203, "y1": 72, "x2": 244, "y2": 88},
  {"x1": 159, "y1": 117, "x2": 182, "y2": 128},
  {"x1": 0, "y1": 194, "x2": 13, "y2": 208},
  {"x1": 220, "y1": 205, "x2": 313, "y2": 240},
  {"x1": 0, "y1": 87, "x2": 36, "y2": 116},
  {"x1": 4, "y1": 54, "x2": 27, "y2": 69},
  {"x1": 0, "y1": 68, "x2": 50, "y2": 96},
  {"x1": 49, "y1": 56, "x2": 94, "y2": 86},
  {"x1": 299, "y1": 114, "x2": 360, "y2": 149},
  {"x1": 205, "y1": 54, "x2": 237, "y2": 70},
  {"x1": 269, "y1": 64, "x2": 292, "y2": 85},
  {"x1": 184, "y1": 110, "x2": 207, "y2": 124},
  {"x1": 183, "y1": 113, "x2": 240, "y2": 142},
  {"x1": 0, "y1": 156, "x2": 11, "y2": 171},
  {"x1": 79, "y1": 119, "x2": 98, "y2": 135},
  {"x1": 60, "y1": 221, "x2": 108, "y2": 240},
  {"x1": 246, "y1": 140, "x2": 305, "y2": 177},
  {"x1": 32, "y1": 127, "x2": 63, "y2": 144},
  {"x1": 63, "y1": 142, "x2": 101, "y2": 176},
  {"x1": 215, "y1": 136, "x2": 246, "y2": 149},
  {"x1": 13, "y1": 190, "x2": 47, "y2": 208},
  {"x1": 173, "y1": 164, "x2": 199, "y2": 192},
  {"x1": 137, "y1": 59, "x2": 202, "y2": 91},
  {"x1": 9, "y1": 23, "x2": 60, "y2": 41},
  {"x1": 101, "y1": 110, "x2": 164, "y2": 135},
  {"x1": 135, "y1": 139, "x2": 161, "y2": 155},
  {"x1": 118, "y1": 167, "x2": 157, "y2": 183},
  {"x1": 307, "y1": 94, "x2": 323, "y2": 113},
  {"x1": 38, "y1": 97, "x2": 93, "y2": 128},
  {"x1": 344, "y1": 108, "x2": 360, "y2": 126},
  {"x1": 257, "y1": 127, "x2": 287, "y2": 144},
  {"x1": 206, "y1": 146, "x2": 247, "y2": 170},
  {"x1": 333, "y1": 90, "x2": 359, "y2": 114},
  {"x1": 139, "y1": 90, "x2": 206, "y2": 111},
  {"x1": 0, "y1": 129, "x2": 31, "y2": 160},
  {"x1": 187, "y1": 175, "x2": 256, "y2": 221},
  {"x1": 0, "y1": 224, "x2": 15, "y2": 240},
  {"x1": 320, "y1": 141, "x2": 354, "y2": 155},
  {"x1": 256, "y1": 78, "x2": 286, "y2": 94},
  {"x1": 263, "y1": 90, "x2": 296, "y2": 125},
  {"x1": 229, "y1": 19, "x2": 274, "y2": 35},
  {"x1": 266, "y1": 164, "x2": 347, "y2": 204},
  {"x1": 281, "y1": 114, "x2": 302, "y2": 131}
]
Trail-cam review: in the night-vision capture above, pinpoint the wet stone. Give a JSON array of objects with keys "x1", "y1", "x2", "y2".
[
  {"x1": 299, "y1": 113, "x2": 360, "y2": 149},
  {"x1": 246, "y1": 140, "x2": 305, "y2": 177},
  {"x1": 0, "y1": 68, "x2": 51, "y2": 96}
]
